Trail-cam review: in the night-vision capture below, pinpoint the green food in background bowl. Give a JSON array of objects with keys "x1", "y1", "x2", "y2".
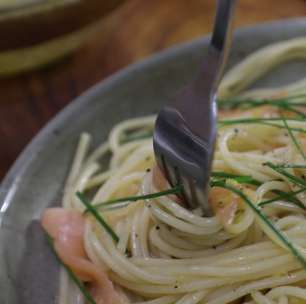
[{"x1": 0, "y1": 0, "x2": 124, "y2": 76}]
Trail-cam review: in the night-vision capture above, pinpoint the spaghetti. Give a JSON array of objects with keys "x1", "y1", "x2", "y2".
[{"x1": 42, "y1": 37, "x2": 306, "y2": 304}]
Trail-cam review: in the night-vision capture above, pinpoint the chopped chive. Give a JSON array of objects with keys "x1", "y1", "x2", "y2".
[
  {"x1": 220, "y1": 117, "x2": 305, "y2": 123},
  {"x1": 211, "y1": 180, "x2": 306, "y2": 271},
  {"x1": 278, "y1": 104, "x2": 306, "y2": 118},
  {"x1": 76, "y1": 192, "x2": 119, "y2": 243},
  {"x1": 258, "y1": 187, "x2": 306, "y2": 210},
  {"x1": 219, "y1": 117, "x2": 305, "y2": 124},
  {"x1": 218, "y1": 118, "x2": 306, "y2": 134},
  {"x1": 218, "y1": 93, "x2": 306, "y2": 110},
  {"x1": 275, "y1": 164, "x2": 306, "y2": 169},
  {"x1": 210, "y1": 172, "x2": 305, "y2": 208},
  {"x1": 211, "y1": 172, "x2": 261, "y2": 186},
  {"x1": 264, "y1": 162, "x2": 306, "y2": 189},
  {"x1": 95, "y1": 201, "x2": 131, "y2": 212},
  {"x1": 93, "y1": 185, "x2": 183, "y2": 210},
  {"x1": 271, "y1": 189, "x2": 304, "y2": 207},
  {"x1": 45, "y1": 234, "x2": 97, "y2": 304},
  {"x1": 281, "y1": 116, "x2": 306, "y2": 161}
]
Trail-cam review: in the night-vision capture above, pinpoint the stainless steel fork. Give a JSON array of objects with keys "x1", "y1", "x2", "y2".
[{"x1": 153, "y1": 0, "x2": 235, "y2": 215}]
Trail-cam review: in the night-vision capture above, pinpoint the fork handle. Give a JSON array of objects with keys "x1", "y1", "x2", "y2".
[
  {"x1": 211, "y1": 0, "x2": 236, "y2": 53},
  {"x1": 210, "y1": 0, "x2": 236, "y2": 84},
  {"x1": 193, "y1": 0, "x2": 236, "y2": 95},
  {"x1": 173, "y1": 0, "x2": 235, "y2": 140}
]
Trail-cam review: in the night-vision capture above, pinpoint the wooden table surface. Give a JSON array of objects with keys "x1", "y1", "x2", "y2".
[{"x1": 1, "y1": 0, "x2": 306, "y2": 180}]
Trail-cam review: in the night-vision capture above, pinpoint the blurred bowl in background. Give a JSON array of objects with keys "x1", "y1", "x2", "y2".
[{"x1": 0, "y1": 0, "x2": 125, "y2": 76}]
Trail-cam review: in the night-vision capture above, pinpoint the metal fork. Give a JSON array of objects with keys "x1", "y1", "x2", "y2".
[{"x1": 153, "y1": 0, "x2": 235, "y2": 215}]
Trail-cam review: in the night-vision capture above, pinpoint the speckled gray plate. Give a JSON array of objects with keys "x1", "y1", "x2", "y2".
[{"x1": 1, "y1": 18, "x2": 306, "y2": 304}]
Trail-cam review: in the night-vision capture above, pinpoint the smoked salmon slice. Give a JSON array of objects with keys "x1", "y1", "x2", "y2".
[{"x1": 41, "y1": 208, "x2": 124, "y2": 304}]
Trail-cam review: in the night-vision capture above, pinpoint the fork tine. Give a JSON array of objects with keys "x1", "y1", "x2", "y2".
[
  {"x1": 164, "y1": 160, "x2": 177, "y2": 188},
  {"x1": 173, "y1": 166, "x2": 192, "y2": 208},
  {"x1": 187, "y1": 178, "x2": 199, "y2": 209},
  {"x1": 168, "y1": 163, "x2": 197, "y2": 210},
  {"x1": 157, "y1": 147, "x2": 211, "y2": 211},
  {"x1": 195, "y1": 186, "x2": 212, "y2": 216},
  {"x1": 160, "y1": 156, "x2": 189, "y2": 206},
  {"x1": 181, "y1": 176, "x2": 195, "y2": 209},
  {"x1": 173, "y1": 165, "x2": 198, "y2": 210},
  {"x1": 160, "y1": 155, "x2": 173, "y2": 186}
]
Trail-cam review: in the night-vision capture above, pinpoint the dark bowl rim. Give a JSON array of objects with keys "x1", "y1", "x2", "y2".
[{"x1": 0, "y1": 0, "x2": 125, "y2": 50}]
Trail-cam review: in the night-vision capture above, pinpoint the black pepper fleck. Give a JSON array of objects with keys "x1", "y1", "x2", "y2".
[{"x1": 125, "y1": 249, "x2": 132, "y2": 258}]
